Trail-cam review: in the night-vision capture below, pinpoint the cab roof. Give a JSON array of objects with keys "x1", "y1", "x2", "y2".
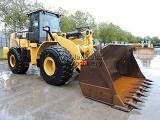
[{"x1": 27, "y1": 9, "x2": 60, "y2": 17}]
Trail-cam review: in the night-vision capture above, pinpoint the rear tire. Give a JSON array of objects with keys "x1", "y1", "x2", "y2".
[
  {"x1": 8, "y1": 47, "x2": 29, "y2": 74},
  {"x1": 40, "y1": 45, "x2": 74, "y2": 85}
]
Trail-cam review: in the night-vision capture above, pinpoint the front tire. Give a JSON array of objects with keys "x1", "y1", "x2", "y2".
[{"x1": 40, "y1": 45, "x2": 74, "y2": 85}]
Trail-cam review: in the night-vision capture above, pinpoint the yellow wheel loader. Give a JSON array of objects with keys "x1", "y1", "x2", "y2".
[{"x1": 3, "y1": 9, "x2": 152, "y2": 112}]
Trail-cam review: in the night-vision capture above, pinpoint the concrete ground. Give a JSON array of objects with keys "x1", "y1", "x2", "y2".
[{"x1": 0, "y1": 59, "x2": 160, "y2": 120}]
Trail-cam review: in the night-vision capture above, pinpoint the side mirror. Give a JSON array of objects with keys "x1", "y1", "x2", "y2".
[
  {"x1": 43, "y1": 26, "x2": 50, "y2": 32},
  {"x1": 43, "y1": 26, "x2": 54, "y2": 41}
]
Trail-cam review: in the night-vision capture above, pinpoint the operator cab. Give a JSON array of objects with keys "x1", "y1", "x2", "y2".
[{"x1": 26, "y1": 9, "x2": 61, "y2": 43}]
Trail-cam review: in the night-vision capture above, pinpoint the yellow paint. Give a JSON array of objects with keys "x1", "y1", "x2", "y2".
[
  {"x1": 10, "y1": 33, "x2": 18, "y2": 47},
  {"x1": 36, "y1": 41, "x2": 58, "y2": 59},
  {"x1": 18, "y1": 39, "x2": 29, "y2": 47},
  {"x1": 3, "y1": 47, "x2": 9, "y2": 58},
  {"x1": 27, "y1": 47, "x2": 38, "y2": 65},
  {"x1": 10, "y1": 54, "x2": 16, "y2": 67},
  {"x1": 29, "y1": 43, "x2": 37, "y2": 47},
  {"x1": 44, "y1": 57, "x2": 56, "y2": 76},
  {"x1": 72, "y1": 39, "x2": 85, "y2": 45}
]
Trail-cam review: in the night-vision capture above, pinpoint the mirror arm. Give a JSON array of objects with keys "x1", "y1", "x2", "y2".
[{"x1": 48, "y1": 31, "x2": 54, "y2": 41}]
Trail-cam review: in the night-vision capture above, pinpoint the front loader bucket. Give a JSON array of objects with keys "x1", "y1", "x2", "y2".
[{"x1": 79, "y1": 44, "x2": 152, "y2": 112}]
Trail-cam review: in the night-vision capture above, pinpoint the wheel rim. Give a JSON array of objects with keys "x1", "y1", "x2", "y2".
[
  {"x1": 44, "y1": 57, "x2": 56, "y2": 76},
  {"x1": 10, "y1": 54, "x2": 16, "y2": 67}
]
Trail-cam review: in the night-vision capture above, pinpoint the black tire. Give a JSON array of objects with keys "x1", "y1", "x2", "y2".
[
  {"x1": 40, "y1": 45, "x2": 74, "y2": 86},
  {"x1": 22, "y1": 63, "x2": 30, "y2": 73},
  {"x1": 8, "y1": 47, "x2": 29, "y2": 74}
]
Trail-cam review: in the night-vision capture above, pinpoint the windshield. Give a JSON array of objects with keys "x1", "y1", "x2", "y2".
[{"x1": 40, "y1": 13, "x2": 61, "y2": 37}]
